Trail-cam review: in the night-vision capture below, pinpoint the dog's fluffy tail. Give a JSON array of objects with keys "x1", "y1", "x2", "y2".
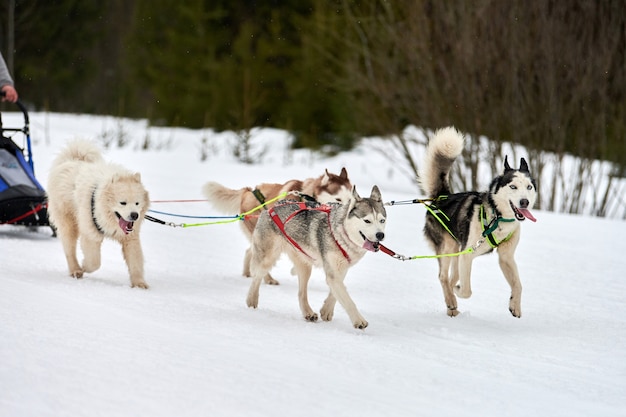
[
  {"x1": 202, "y1": 181, "x2": 249, "y2": 214},
  {"x1": 419, "y1": 127, "x2": 465, "y2": 198},
  {"x1": 53, "y1": 139, "x2": 104, "y2": 165}
]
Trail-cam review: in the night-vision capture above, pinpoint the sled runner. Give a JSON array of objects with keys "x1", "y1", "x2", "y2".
[{"x1": 0, "y1": 96, "x2": 49, "y2": 227}]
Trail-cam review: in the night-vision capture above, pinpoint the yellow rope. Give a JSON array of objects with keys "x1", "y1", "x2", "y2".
[{"x1": 179, "y1": 191, "x2": 289, "y2": 228}]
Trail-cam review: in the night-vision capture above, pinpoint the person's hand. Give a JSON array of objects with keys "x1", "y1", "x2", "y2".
[{"x1": 1, "y1": 85, "x2": 18, "y2": 103}]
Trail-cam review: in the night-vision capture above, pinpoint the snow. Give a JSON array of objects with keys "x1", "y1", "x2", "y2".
[{"x1": 1, "y1": 112, "x2": 625, "y2": 417}]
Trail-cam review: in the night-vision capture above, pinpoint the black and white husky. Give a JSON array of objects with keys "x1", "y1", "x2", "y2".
[{"x1": 419, "y1": 127, "x2": 537, "y2": 318}]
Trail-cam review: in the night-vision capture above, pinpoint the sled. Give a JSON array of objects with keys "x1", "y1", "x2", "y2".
[{"x1": 0, "y1": 96, "x2": 49, "y2": 227}]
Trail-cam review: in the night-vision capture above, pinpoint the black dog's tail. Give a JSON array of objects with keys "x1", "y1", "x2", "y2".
[{"x1": 418, "y1": 127, "x2": 465, "y2": 198}]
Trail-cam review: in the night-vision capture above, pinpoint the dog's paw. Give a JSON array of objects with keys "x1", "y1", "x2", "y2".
[
  {"x1": 246, "y1": 296, "x2": 258, "y2": 309},
  {"x1": 509, "y1": 298, "x2": 522, "y2": 318},
  {"x1": 304, "y1": 313, "x2": 319, "y2": 322},
  {"x1": 454, "y1": 285, "x2": 472, "y2": 299},
  {"x1": 320, "y1": 307, "x2": 334, "y2": 322},
  {"x1": 131, "y1": 281, "x2": 149, "y2": 289},
  {"x1": 509, "y1": 303, "x2": 522, "y2": 317},
  {"x1": 447, "y1": 306, "x2": 460, "y2": 317},
  {"x1": 264, "y1": 274, "x2": 280, "y2": 285},
  {"x1": 353, "y1": 319, "x2": 368, "y2": 330},
  {"x1": 70, "y1": 269, "x2": 84, "y2": 279}
]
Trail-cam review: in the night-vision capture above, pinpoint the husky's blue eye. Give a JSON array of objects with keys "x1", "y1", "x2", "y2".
[
  {"x1": 527, "y1": 185, "x2": 533, "y2": 190},
  {"x1": 380, "y1": 219, "x2": 386, "y2": 224},
  {"x1": 120, "y1": 202, "x2": 127, "y2": 206},
  {"x1": 510, "y1": 185, "x2": 517, "y2": 190}
]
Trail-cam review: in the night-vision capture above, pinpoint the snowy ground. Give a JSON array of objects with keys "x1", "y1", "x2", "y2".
[{"x1": 1, "y1": 112, "x2": 625, "y2": 417}]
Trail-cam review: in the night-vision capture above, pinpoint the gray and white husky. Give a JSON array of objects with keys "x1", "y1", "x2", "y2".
[
  {"x1": 246, "y1": 186, "x2": 386, "y2": 329},
  {"x1": 419, "y1": 127, "x2": 537, "y2": 318},
  {"x1": 203, "y1": 169, "x2": 352, "y2": 285}
]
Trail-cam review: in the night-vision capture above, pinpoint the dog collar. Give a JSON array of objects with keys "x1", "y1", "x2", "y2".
[{"x1": 91, "y1": 188, "x2": 105, "y2": 235}]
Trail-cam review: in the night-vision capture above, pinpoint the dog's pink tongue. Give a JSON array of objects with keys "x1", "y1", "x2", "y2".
[
  {"x1": 519, "y1": 208, "x2": 537, "y2": 222},
  {"x1": 118, "y1": 217, "x2": 134, "y2": 234},
  {"x1": 362, "y1": 240, "x2": 379, "y2": 252}
]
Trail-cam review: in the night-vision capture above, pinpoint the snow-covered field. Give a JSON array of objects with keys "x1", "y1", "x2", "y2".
[{"x1": 1, "y1": 112, "x2": 625, "y2": 417}]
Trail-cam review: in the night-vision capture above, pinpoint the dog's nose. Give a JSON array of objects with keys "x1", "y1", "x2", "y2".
[
  {"x1": 519, "y1": 199, "x2": 529, "y2": 209},
  {"x1": 130, "y1": 212, "x2": 139, "y2": 221},
  {"x1": 376, "y1": 232, "x2": 385, "y2": 241}
]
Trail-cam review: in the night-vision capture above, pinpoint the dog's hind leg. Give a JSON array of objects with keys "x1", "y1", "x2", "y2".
[
  {"x1": 437, "y1": 256, "x2": 459, "y2": 317},
  {"x1": 244, "y1": 247, "x2": 280, "y2": 285},
  {"x1": 288, "y1": 255, "x2": 317, "y2": 322},
  {"x1": 246, "y1": 273, "x2": 263, "y2": 309},
  {"x1": 320, "y1": 292, "x2": 336, "y2": 322},
  {"x1": 297, "y1": 267, "x2": 317, "y2": 322},
  {"x1": 246, "y1": 242, "x2": 279, "y2": 309},
  {"x1": 56, "y1": 217, "x2": 83, "y2": 278},
  {"x1": 243, "y1": 247, "x2": 252, "y2": 277},
  {"x1": 324, "y1": 259, "x2": 368, "y2": 329},
  {"x1": 454, "y1": 254, "x2": 474, "y2": 299}
]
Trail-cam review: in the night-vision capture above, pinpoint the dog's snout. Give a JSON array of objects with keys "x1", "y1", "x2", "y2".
[
  {"x1": 130, "y1": 212, "x2": 139, "y2": 221},
  {"x1": 519, "y1": 199, "x2": 529, "y2": 209},
  {"x1": 376, "y1": 232, "x2": 385, "y2": 241}
]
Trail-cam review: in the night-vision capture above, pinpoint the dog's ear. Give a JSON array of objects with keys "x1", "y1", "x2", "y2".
[
  {"x1": 340, "y1": 167, "x2": 348, "y2": 179},
  {"x1": 133, "y1": 172, "x2": 142, "y2": 182},
  {"x1": 370, "y1": 185, "x2": 382, "y2": 202},
  {"x1": 519, "y1": 158, "x2": 530, "y2": 173},
  {"x1": 144, "y1": 190, "x2": 150, "y2": 208},
  {"x1": 321, "y1": 169, "x2": 330, "y2": 186},
  {"x1": 346, "y1": 185, "x2": 359, "y2": 211},
  {"x1": 504, "y1": 155, "x2": 512, "y2": 172}
]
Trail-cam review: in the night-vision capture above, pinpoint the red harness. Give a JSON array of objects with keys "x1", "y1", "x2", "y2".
[{"x1": 268, "y1": 202, "x2": 351, "y2": 262}]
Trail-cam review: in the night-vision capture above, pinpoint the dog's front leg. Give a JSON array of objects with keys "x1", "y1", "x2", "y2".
[
  {"x1": 81, "y1": 236, "x2": 103, "y2": 273},
  {"x1": 121, "y1": 237, "x2": 148, "y2": 289},
  {"x1": 324, "y1": 265, "x2": 367, "y2": 329},
  {"x1": 498, "y1": 244, "x2": 522, "y2": 318}
]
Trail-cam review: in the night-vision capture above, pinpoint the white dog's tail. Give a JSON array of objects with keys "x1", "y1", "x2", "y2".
[
  {"x1": 418, "y1": 127, "x2": 465, "y2": 198},
  {"x1": 202, "y1": 182, "x2": 248, "y2": 214},
  {"x1": 53, "y1": 139, "x2": 104, "y2": 165}
]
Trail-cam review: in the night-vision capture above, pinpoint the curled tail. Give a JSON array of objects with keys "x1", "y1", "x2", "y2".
[
  {"x1": 52, "y1": 139, "x2": 104, "y2": 166},
  {"x1": 419, "y1": 127, "x2": 465, "y2": 198},
  {"x1": 202, "y1": 181, "x2": 249, "y2": 214}
]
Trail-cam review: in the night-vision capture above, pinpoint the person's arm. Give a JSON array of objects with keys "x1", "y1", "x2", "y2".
[{"x1": 0, "y1": 53, "x2": 18, "y2": 102}]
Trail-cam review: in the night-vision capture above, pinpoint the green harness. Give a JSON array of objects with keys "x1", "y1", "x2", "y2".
[
  {"x1": 479, "y1": 204, "x2": 515, "y2": 248},
  {"x1": 425, "y1": 198, "x2": 515, "y2": 249}
]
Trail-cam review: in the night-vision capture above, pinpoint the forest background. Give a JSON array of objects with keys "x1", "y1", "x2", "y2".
[{"x1": 1, "y1": 0, "x2": 625, "y2": 217}]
